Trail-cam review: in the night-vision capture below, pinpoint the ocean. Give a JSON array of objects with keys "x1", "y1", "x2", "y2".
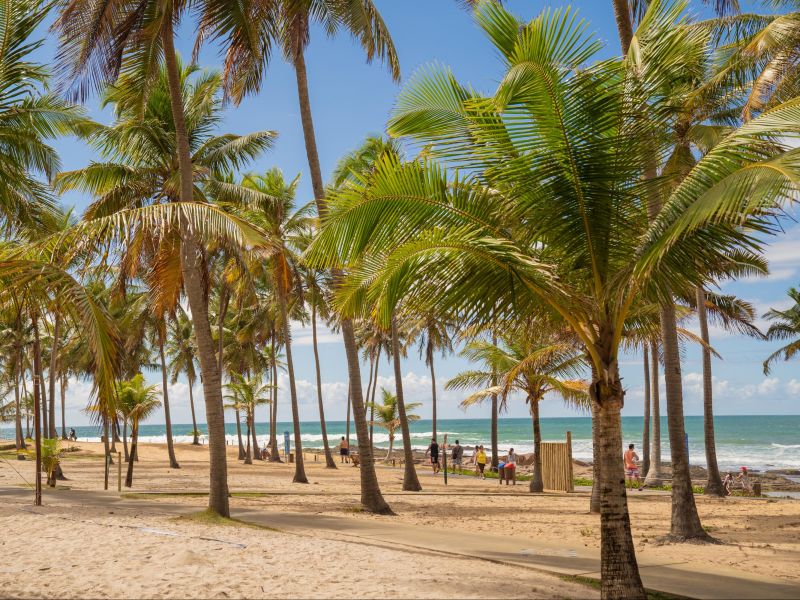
[{"x1": 5, "y1": 415, "x2": 798, "y2": 473}]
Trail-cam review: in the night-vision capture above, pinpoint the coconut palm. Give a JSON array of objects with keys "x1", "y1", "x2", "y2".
[
  {"x1": 369, "y1": 388, "x2": 421, "y2": 461},
  {"x1": 308, "y1": 3, "x2": 800, "y2": 593},
  {"x1": 167, "y1": 310, "x2": 201, "y2": 445},
  {"x1": 53, "y1": 0, "x2": 277, "y2": 517},
  {"x1": 448, "y1": 331, "x2": 589, "y2": 492},
  {"x1": 763, "y1": 287, "x2": 800, "y2": 374},
  {"x1": 225, "y1": 373, "x2": 271, "y2": 465},
  {"x1": 117, "y1": 374, "x2": 161, "y2": 487},
  {"x1": 194, "y1": 0, "x2": 399, "y2": 515}
]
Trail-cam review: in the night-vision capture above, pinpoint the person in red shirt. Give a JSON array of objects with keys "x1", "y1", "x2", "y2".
[{"x1": 624, "y1": 443, "x2": 645, "y2": 491}]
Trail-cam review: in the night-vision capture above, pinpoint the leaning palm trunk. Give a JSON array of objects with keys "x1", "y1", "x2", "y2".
[
  {"x1": 269, "y1": 351, "x2": 281, "y2": 462},
  {"x1": 235, "y1": 408, "x2": 245, "y2": 460},
  {"x1": 642, "y1": 345, "x2": 651, "y2": 477},
  {"x1": 125, "y1": 422, "x2": 139, "y2": 487},
  {"x1": 188, "y1": 379, "x2": 199, "y2": 445},
  {"x1": 529, "y1": 398, "x2": 544, "y2": 493},
  {"x1": 490, "y1": 332, "x2": 499, "y2": 469},
  {"x1": 250, "y1": 407, "x2": 260, "y2": 461},
  {"x1": 294, "y1": 42, "x2": 389, "y2": 512},
  {"x1": 122, "y1": 419, "x2": 129, "y2": 462},
  {"x1": 311, "y1": 303, "x2": 336, "y2": 468},
  {"x1": 385, "y1": 432, "x2": 394, "y2": 460},
  {"x1": 244, "y1": 418, "x2": 253, "y2": 465},
  {"x1": 594, "y1": 359, "x2": 646, "y2": 598},
  {"x1": 391, "y1": 314, "x2": 421, "y2": 491},
  {"x1": 645, "y1": 340, "x2": 665, "y2": 485},
  {"x1": 365, "y1": 353, "x2": 375, "y2": 447},
  {"x1": 48, "y1": 314, "x2": 60, "y2": 438},
  {"x1": 661, "y1": 303, "x2": 710, "y2": 540},
  {"x1": 369, "y1": 349, "x2": 380, "y2": 447},
  {"x1": 696, "y1": 287, "x2": 724, "y2": 497},
  {"x1": 590, "y1": 398, "x2": 601, "y2": 514},
  {"x1": 278, "y1": 290, "x2": 308, "y2": 483},
  {"x1": 429, "y1": 355, "x2": 437, "y2": 441},
  {"x1": 158, "y1": 330, "x2": 180, "y2": 469},
  {"x1": 162, "y1": 20, "x2": 227, "y2": 517},
  {"x1": 14, "y1": 365, "x2": 25, "y2": 450}
]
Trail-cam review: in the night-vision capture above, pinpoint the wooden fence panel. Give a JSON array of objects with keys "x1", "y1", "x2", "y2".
[{"x1": 540, "y1": 431, "x2": 574, "y2": 492}]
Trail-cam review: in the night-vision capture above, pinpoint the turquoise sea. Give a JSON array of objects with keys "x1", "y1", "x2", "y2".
[{"x1": 6, "y1": 415, "x2": 798, "y2": 472}]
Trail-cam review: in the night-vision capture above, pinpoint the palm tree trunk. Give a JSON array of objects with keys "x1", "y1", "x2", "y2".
[
  {"x1": 250, "y1": 406, "x2": 260, "y2": 461},
  {"x1": 491, "y1": 332, "x2": 499, "y2": 469},
  {"x1": 642, "y1": 345, "x2": 651, "y2": 477},
  {"x1": 429, "y1": 353, "x2": 438, "y2": 442},
  {"x1": 125, "y1": 422, "x2": 137, "y2": 488},
  {"x1": 31, "y1": 313, "x2": 43, "y2": 506},
  {"x1": 590, "y1": 398, "x2": 601, "y2": 514},
  {"x1": 386, "y1": 432, "x2": 394, "y2": 460},
  {"x1": 293, "y1": 39, "x2": 389, "y2": 512},
  {"x1": 188, "y1": 378, "x2": 199, "y2": 445},
  {"x1": 60, "y1": 373, "x2": 67, "y2": 440},
  {"x1": 244, "y1": 416, "x2": 253, "y2": 465},
  {"x1": 158, "y1": 329, "x2": 180, "y2": 469},
  {"x1": 122, "y1": 419, "x2": 129, "y2": 462},
  {"x1": 645, "y1": 340, "x2": 665, "y2": 485},
  {"x1": 346, "y1": 383, "x2": 351, "y2": 444},
  {"x1": 612, "y1": 0, "x2": 634, "y2": 54},
  {"x1": 269, "y1": 341, "x2": 281, "y2": 462},
  {"x1": 234, "y1": 408, "x2": 245, "y2": 459},
  {"x1": 594, "y1": 355, "x2": 646, "y2": 598},
  {"x1": 391, "y1": 314, "x2": 422, "y2": 491},
  {"x1": 14, "y1": 364, "x2": 25, "y2": 450},
  {"x1": 38, "y1": 338, "x2": 48, "y2": 442},
  {"x1": 311, "y1": 303, "x2": 336, "y2": 468},
  {"x1": 365, "y1": 353, "x2": 375, "y2": 447},
  {"x1": 529, "y1": 398, "x2": 544, "y2": 493},
  {"x1": 278, "y1": 290, "x2": 308, "y2": 484},
  {"x1": 47, "y1": 313, "x2": 60, "y2": 439},
  {"x1": 162, "y1": 19, "x2": 228, "y2": 517},
  {"x1": 696, "y1": 287, "x2": 724, "y2": 497},
  {"x1": 102, "y1": 414, "x2": 111, "y2": 489},
  {"x1": 660, "y1": 302, "x2": 711, "y2": 540},
  {"x1": 369, "y1": 348, "x2": 380, "y2": 448}
]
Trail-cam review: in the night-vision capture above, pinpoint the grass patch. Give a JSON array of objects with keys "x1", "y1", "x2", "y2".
[
  {"x1": 574, "y1": 477, "x2": 593, "y2": 486},
  {"x1": 447, "y1": 467, "x2": 533, "y2": 481},
  {"x1": 575, "y1": 478, "x2": 705, "y2": 494},
  {"x1": 559, "y1": 575, "x2": 686, "y2": 600},
  {"x1": 176, "y1": 509, "x2": 279, "y2": 531}
]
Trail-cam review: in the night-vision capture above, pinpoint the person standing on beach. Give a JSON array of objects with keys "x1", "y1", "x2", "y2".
[
  {"x1": 624, "y1": 443, "x2": 645, "y2": 491},
  {"x1": 736, "y1": 467, "x2": 752, "y2": 493},
  {"x1": 339, "y1": 436, "x2": 349, "y2": 464},
  {"x1": 476, "y1": 445, "x2": 487, "y2": 479},
  {"x1": 425, "y1": 438, "x2": 440, "y2": 474},
  {"x1": 451, "y1": 440, "x2": 463, "y2": 474},
  {"x1": 505, "y1": 448, "x2": 517, "y2": 485}
]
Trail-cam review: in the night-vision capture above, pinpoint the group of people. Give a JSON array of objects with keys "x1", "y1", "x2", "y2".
[{"x1": 424, "y1": 438, "x2": 514, "y2": 483}]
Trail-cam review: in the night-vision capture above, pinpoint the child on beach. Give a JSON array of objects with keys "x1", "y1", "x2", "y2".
[{"x1": 723, "y1": 472, "x2": 734, "y2": 496}]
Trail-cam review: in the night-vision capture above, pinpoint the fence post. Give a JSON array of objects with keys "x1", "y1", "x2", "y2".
[{"x1": 566, "y1": 431, "x2": 574, "y2": 493}]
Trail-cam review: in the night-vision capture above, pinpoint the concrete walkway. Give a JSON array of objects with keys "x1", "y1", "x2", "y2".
[{"x1": 3, "y1": 486, "x2": 799, "y2": 600}]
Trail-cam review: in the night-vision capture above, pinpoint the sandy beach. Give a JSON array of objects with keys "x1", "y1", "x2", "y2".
[{"x1": 2, "y1": 441, "x2": 799, "y2": 598}]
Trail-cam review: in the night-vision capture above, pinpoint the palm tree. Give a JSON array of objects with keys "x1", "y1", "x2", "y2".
[
  {"x1": 237, "y1": 168, "x2": 311, "y2": 483},
  {"x1": 225, "y1": 373, "x2": 271, "y2": 465},
  {"x1": 117, "y1": 374, "x2": 161, "y2": 487},
  {"x1": 763, "y1": 287, "x2": 800, "y2": 374},
  {"x1": 53, "y1": 0, "x2": 276, "y2": 518},
  {"x1": 390, "y1": 314, "x2": 422, "y2": 491},
  {"x1": 167, "y1": 310, "x2": 201, "y2": 445},
  {"x1": 309, "y1": 4, "x2": 800, "y2": 593},
  {"x1": 195, "y1": 0, "x2": 399, "y2": 515},
  {"x1": 448, "y1": 332, "x2": 589, "y2": 492},
  {"x1": 369, "y1": 388, "x2": 421, "y2": 461}
]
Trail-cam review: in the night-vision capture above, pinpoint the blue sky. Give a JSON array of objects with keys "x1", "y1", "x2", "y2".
[{"x1": 33, "y1": 1, "x2": 800, "y2": 426}]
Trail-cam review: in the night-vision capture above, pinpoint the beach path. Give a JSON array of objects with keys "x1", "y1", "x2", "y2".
[{"x1": 3, "y1": 485, "x2": 798, "y2": 600}]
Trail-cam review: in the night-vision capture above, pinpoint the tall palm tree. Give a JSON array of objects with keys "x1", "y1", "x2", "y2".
[
  {"x1": 53, "y1": 0, "x2": 275, "y2": 517},
  {"x1": 118, "y1": 374, "x2": 161, "y2": 487},
  {"x1": 763, "y1": 287, "x2": 800, "y2": 374},
  {"x1": 167, "y1": 310, "x2": 201, "y2": 445},
  {"x1": 448, "y1": 332, "x2": 589, "y2": 492},
  {"x1": 309, "y1": 4, "x2": 800, "y2": 593},
  {"x1": 195, "y1": 0, "x2": 400, "y2": 515},
  {"x1": 225, "y1": 373, "x2": 271, "y2": 465},
  {"x1": 390, "y1": 314, "x2": 421, "y2": 491},
  {"x1": 369, "y1": 388, "x2": 421, "y2": 461}
]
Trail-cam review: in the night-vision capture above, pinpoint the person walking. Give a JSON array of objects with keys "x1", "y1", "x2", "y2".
[
  {"x1": 624, "y1": 443, "x2": 645, "y2": 491},
  {"x1": 425, "y1": 438, "x2": 440, "y2": 474},
  {"x1": 451, "y1": 440, "x2": 463, "y2": 474},
  {"x1": 475, "y1": 445, "x2": 487, "y2": 479},
  {"x1": 339, "y1": 436, "x2": 350, "y2": 464}
]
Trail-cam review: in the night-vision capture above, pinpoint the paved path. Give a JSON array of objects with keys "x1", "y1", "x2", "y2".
[{"x1": 3, "y1": 486, "x2": 799, "y2": 600}]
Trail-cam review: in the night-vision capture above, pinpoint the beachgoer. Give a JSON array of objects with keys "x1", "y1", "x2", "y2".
[
  {"x1": 722, "y1": 472, "x2": 734, "y2": 496},
  {"x1": 262, "y1": 442, "x2": 269, "y2": 461},
  {"x1": 624, "y1": 443, "x2": 644, "y2": 490},
  {"x1": 425, "y1": 438, "x2": 440, "y2": 474},
  {"x1": 339, "y1": 436, "x2": 350, "y2": 464},
  {"x1": 68, "y1": 428, "x2": 77, "y2": 441},
  {"x1": 736, "y1": 466, "x2": 752, "y2": 493},
  {"x1": 476, "y1": 445, "x2": 487, "y2": 479},
  {"x1": 504, "y1": 448, "x2": 517, "y2": 485},
  {"x1": 451, "y1": 440, "x2": 463, "y2": 473},
  {"x1": 497, "y1": 459, "x2": 507, "y2": 484}
]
